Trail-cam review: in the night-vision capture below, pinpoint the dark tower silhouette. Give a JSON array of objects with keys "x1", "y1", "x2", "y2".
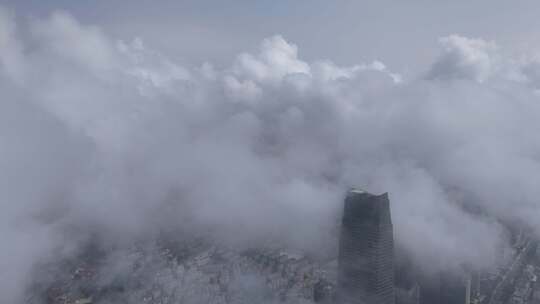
[
  {"x1": 337, "y1": 189, "x2": 395, "y2": 304},
  {"x1": 419, "y1": 272, "x2": 470, "y2": 304}
]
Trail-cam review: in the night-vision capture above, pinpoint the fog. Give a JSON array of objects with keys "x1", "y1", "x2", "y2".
[{"x1": 2, "y1": 6, "x2": 540, "y2": 303}]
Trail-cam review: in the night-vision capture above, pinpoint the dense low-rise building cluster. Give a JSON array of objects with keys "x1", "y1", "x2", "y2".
[{"x1": 40, "y1": 242, "x2": 337, "y2": 304}]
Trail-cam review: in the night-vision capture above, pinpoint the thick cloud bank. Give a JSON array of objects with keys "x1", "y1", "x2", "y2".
[{"x1": 2, "y1": 7, "x2": 540, "y2": 303}]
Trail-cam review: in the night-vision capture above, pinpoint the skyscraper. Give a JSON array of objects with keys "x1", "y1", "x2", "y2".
[
  {"x1": 337, "y1": 189, "x2": 395, "y2": 304},
  {"x1": 418, "y1": 272, "x2": 471, "y2": 304}
]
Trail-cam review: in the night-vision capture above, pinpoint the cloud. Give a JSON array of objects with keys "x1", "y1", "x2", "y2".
[
  {"x1": 233, "y1": 35, "x2": 311, "y2": 84},
  {"x1": 313, "y1": 60, "x2": 401, "y2": 83},
  {"x1": 0, "y1": 96, "x2": 92, "y2": 303},
  {"x1": 118, "y1": 37, "x2": 191, "y2": 95},
  {"x1": 0, "y1": 7, "x2": 24, "y2": 82},
  {"x1": 2, "y1": 7, "x2": 540, "y2": 302},
  {"x1": 31, "y1": 10, "x2": 117, "y2": 73},
  {"x1": 427, "y1": 35, "x2": 499, "y2": 82}
]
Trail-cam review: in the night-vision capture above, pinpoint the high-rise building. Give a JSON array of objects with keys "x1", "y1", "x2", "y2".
[
  {"x1": 337, "y1": 189, "x2": 395, "y2": 304},
  {"x1": 418, "y1": 272, "x2": 471, "y2": 304}
]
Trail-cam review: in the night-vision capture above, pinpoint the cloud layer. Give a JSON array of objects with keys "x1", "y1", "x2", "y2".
[{"x1": 2, "y1": 6, "x2": 540, "y2": 302}]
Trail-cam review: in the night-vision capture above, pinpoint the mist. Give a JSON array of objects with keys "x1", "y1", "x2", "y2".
[{"x1": 2, "y1": 6, "x2": 540, "y2": 303}]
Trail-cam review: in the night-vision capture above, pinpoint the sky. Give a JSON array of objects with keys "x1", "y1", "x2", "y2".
[
  {"x1": 2, "y1": 1, "x2": 540, "y2": 303},
  {"x1": 6, "y1": 0, "x2": 540, "y2": 72}
]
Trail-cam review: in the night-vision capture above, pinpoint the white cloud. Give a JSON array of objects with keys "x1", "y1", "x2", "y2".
[
  {"x1": 233, "y1": 35, "x2": 311, "y2": 83},
  {"x1": 0, "y1": 7, "x2": 24, "y2": 83},
  {"x1": 31, "y1": 10, "x2": 117, "y2": 74},
  {"x1": 117, "y1": 37, "x2": 191, "y2": 95},
  {"x1": 223, "y1": 75, "x2": 262, "y2": 102},
  {"x1": 428, "y1": 35, "x2": 499, "y2": 82},
  {"x1": 313, "y1": 60, "x2": 402, "y2": 83}
]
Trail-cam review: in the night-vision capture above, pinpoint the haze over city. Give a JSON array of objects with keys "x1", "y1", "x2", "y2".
[{"x1": 2, "y1": 1, "x2": 540, "y2": 303}]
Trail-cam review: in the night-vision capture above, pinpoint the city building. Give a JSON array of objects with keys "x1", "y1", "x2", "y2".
[
  {"x1": 337, "y1": 189, "x2": 395, "y2": 304},
  {"x1": 419, "y1": 272, "x2": 471, "y2": 304}
]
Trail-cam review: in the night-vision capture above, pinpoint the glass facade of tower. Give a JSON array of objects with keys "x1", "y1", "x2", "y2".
[
  {"x1": 337, "y1": 190, "x2": 395, "y2": 304},
  {"x1": 419, "y1": 273, "x2": 469, "y2": 304}
]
